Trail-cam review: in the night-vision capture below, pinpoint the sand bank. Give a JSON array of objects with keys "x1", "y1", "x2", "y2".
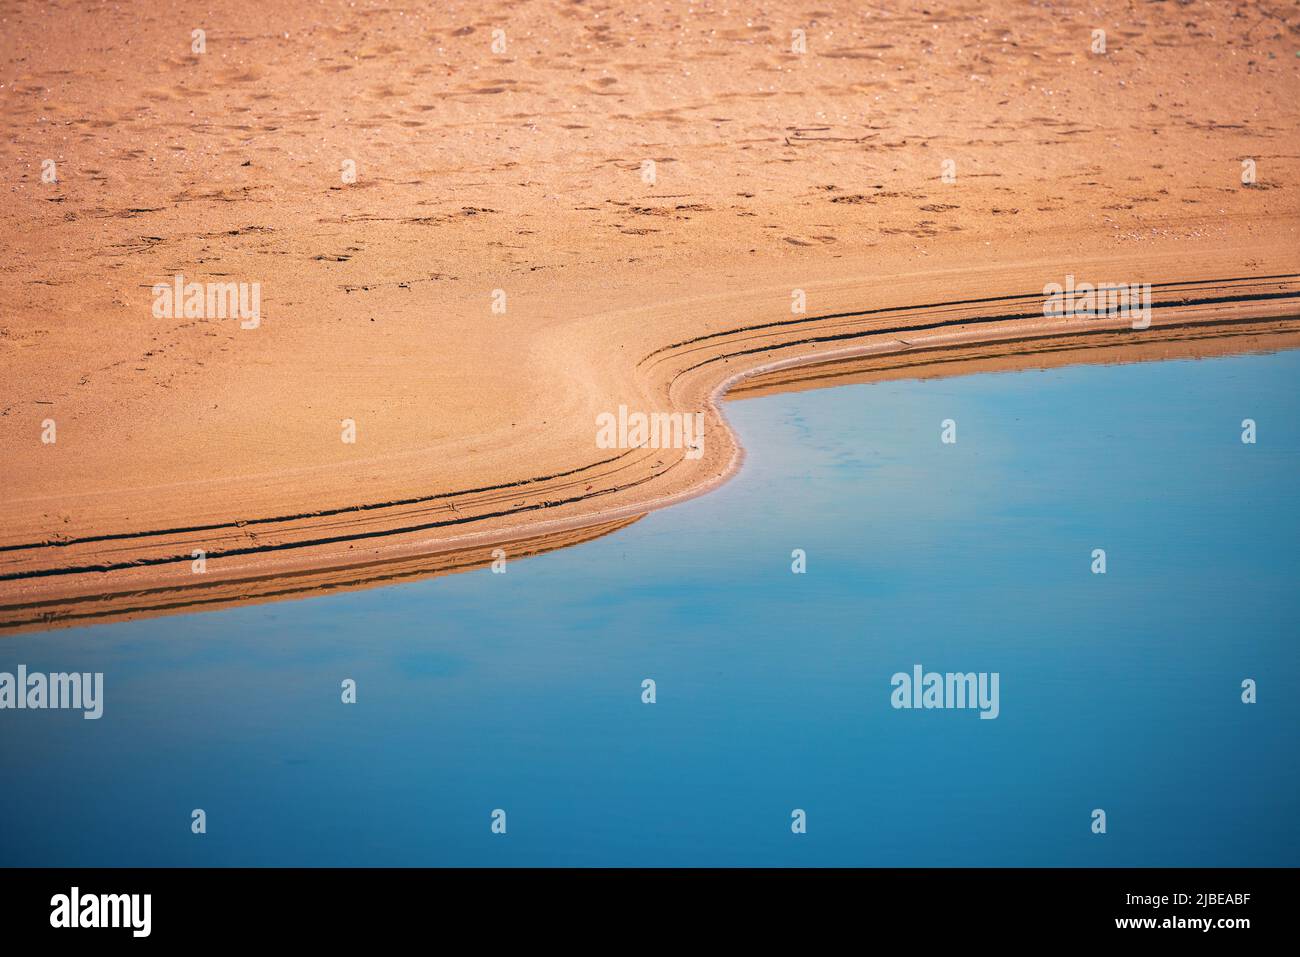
[{"x1": 1, "y1": 1, "x2": 1297, "y2": 630}]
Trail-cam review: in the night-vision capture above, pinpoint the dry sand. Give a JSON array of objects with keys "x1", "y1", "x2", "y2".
[{"x1": 1, "y1": 0, "x2": 1298, "y2": 631}]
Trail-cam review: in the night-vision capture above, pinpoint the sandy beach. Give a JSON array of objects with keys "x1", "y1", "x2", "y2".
[{"x1": 2, "y1": 0, "x2": 1298, "y2": 631}]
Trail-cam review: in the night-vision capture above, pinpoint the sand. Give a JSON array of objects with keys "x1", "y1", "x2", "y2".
[{"x1": 1, "y1": 0, "x2": 1298, "y2": 631}]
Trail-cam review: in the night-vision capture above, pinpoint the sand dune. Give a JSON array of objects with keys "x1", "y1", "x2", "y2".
[{"x1": 1, "y1": 0, "x2": 1297, "y2": 630}]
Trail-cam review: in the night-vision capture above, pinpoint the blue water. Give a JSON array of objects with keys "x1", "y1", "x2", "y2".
[{"x1": 2, "y1": 350, "x2": 1297, "y2": 866}]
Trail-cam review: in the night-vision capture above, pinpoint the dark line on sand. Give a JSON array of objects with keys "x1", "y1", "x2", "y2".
[{"x1": 4, "y1": 276, "x2": 1297, "y2": 584}]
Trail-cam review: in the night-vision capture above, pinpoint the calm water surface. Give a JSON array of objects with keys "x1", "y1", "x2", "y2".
[{"x1": 2, "y1": 349, "x2": 1297, "y2": 866}]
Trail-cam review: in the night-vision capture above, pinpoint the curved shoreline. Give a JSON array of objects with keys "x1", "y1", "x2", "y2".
[
  {"x1": 4, "y1": 270, "x2": 1299, "y2": 633},
  {"x1": 8, "y1": 272, "x2": 1299, "y2": 567}
]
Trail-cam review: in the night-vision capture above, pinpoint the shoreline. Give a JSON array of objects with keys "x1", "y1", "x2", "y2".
[{"x1": 4, "y1": 271, "x2": 1298, "y2": 633}]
